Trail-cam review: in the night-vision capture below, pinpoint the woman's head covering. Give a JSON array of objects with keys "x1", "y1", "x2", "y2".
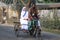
[{"x1": 22, "y1": 7, "x2": 26, "y2": 11}]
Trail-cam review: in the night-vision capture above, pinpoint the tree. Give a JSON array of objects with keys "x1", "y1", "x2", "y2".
[
  {"x1": 37, "y1": 0, "x2": 60, "y2": 3},
  {"x1": 44, "y1": 0, "x2": 60, "y2": 3}
]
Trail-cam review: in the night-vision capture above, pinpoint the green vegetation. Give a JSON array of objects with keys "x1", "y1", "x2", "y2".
[
  {"x1": 41, "y1": 19, "x2": 60, "y2": 30},
  {"x1": 40, "y1": 9, "x2": 60, "y2": 34},
  {"x1": 41, "y1": 17, "x2": 60, "y2": 34},
  {"x1": 1, "y1": 0, "x2": 60, "y2": 4},
  {"x1": 3, "y1": 0, "x2": 13, "y2": 4},
  {"x1": 37, "y1": 0, "x2": 60, "y2": 3},
  {"x1": 42, "y1": 27, "x2": 60, "y2": 34}
]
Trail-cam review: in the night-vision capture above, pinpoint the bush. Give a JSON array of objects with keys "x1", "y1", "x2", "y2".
[{"x1": 41, "y1": 19, "x2": 60, "y2": 30}]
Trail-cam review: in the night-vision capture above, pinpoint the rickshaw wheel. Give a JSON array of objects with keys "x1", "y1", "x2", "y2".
[
  {"x1": 33, "y1": 26, "x2": 41, "y2": 38},
  {"x1": 29, "y1": 29, "x2": 34, "y2": 36},
  {"x1": 14, "y1": 23, "x2": 20, "y2": 37},
  {"x1": 14, "y1": 24, "x2": 19, "y2": 31}
]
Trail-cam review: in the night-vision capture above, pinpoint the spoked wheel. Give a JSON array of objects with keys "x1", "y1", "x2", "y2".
[
  {"x1": 14, "y1": 24, "x2": 20, "y2": 37},
  {"x1": 29, "y1": 29, "x2": 34, "y2": 36},
  {"x1": 38, "y1": 29, "x2": 41, "y2": 37},
  {"x1": 15, "y1": 29, "x2": 19, "y2": 37},
  {"x1": 33, "y1": 26, "x2": 41, "y2": 38},
  {"x1": 33, "y1": 28, "x2": 38, "y2": 38}
]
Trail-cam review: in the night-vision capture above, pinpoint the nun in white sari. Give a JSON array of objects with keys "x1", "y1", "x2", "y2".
[{"x1": 20, "y1": 7, "x2": 29, "y2": 30}]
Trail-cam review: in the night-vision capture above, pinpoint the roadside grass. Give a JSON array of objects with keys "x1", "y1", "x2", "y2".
[{"x1": 42, "y1": 27, "x2": 60, "y2": 34}]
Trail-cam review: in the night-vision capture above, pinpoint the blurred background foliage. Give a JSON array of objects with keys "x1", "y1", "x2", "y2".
[{"x1": 40, "y1": 9, "x2": 60, "y2": 30}]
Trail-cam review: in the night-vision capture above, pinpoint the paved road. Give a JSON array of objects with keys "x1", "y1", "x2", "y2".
[{"x1": 0, "y1": 24, "x2": 60, "y2": 40}]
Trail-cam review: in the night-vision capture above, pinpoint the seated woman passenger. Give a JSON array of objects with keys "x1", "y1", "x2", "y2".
[{"x1": 20, "y1": 0, "x2": 31, "y2": 30}]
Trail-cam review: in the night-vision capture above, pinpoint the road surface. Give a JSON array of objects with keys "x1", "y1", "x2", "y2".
[{"x1": 0, "y1": 24, "x2": 60, "y2": 40}]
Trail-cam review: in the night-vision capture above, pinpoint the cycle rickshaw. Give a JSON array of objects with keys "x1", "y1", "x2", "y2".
[{"x1": 14, "y1": 0, "x2": 41, "y2": 38}]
